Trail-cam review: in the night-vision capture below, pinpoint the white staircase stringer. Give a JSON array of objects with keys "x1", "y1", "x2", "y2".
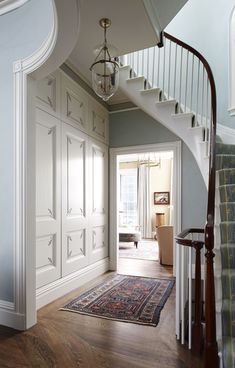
[{"x1": 119, "y1": 68, "x2": 209, "y2": 187}]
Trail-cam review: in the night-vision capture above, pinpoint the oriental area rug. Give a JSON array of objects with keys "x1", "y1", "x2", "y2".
[{"x1": 61, "y1": 274, "x2": 175, "y2": 326}]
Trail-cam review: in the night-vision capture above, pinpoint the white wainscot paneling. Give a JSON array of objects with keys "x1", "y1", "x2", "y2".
[
  {"x1": 90, "y1": 140, "x2": 108, "y2": 263},
  {"x1": 36, "y1": 71, "x2": 61, "y2": 116},
  {"x1": 61, "y1": 75, "x2": 88, "y2": 131},
  {"x1": 62, "y1": 123, "x2": 89, "y2": 276},
  {"x1": 36, "y1": 123, "x2": 55, "y2": 219},
  {"x1": 36, "y1": 234, "x2": 60, "y2": 288},
  {"x1": 92, "y1": 145, "x2": 105, "y2": 215},
  {"x1": 36, "y1": 75, "x2": 56, "y2": 111},
  {"x1": 91, "y1": 224, "x2": 108, "y2": 262},
  {"x1": 66, "y1": 229, "x2": 86, "y2": 261},
  {"x1": 36, "y1": 109, "x2": 61, "y2": 289},
  {"x1": 92, "y1": 225, "x2": 105, "y2": 250},
  {"x1": 67, "y1": 134, "x2": 85, "y2": 217},
  {"x1": 89, "y1": 100, "x2": 108, "y2": 143}
]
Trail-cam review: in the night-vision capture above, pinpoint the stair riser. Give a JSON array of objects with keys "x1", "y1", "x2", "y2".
[
  {"x1": 221, "y1": 244, "x2": 235, "y2": 269},
  {"x1": 219, "y1": 170, "x2": 235, "y2": 185},
  {"x1": 220, "y1": 203, "x2": 235, "y2": 222},
  {"x1": 219, "y1": 185, "x2": 235, "y2": 203},
  {"x1": 216, "y1": 155, "x2": 235, "y2": 170},
  {"x1": 222, "y1": 308, "x2": 235, "y2": 337},
  {"x1": 220, "y1": 223, "x2": 235, "y2": 244},
  {"x1": 216, "y1": 143, "x2": 235, "y2": 155}
]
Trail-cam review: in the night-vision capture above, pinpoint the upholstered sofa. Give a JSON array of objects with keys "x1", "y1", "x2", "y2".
[
  {"x1": 157, "y1": 225, "x2": 173, "y2": 266},
  {"x1": 119, "y1": 227, "x2": 141, "y2": 248}
]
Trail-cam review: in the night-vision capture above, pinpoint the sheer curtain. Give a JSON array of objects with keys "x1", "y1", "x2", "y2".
[
  {"x1": 138, "y1": 165, "x2": 152, "y2": 238},
  {"x1": 169, "y1": 157, "x2": 174, "y2": 226}
]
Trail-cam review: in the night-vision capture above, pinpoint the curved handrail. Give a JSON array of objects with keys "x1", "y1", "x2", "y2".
[
  {"x1": 164, "y1": 32, "x2": 218, "y2": 367},
  {"x1": 175, "y1": 228, "x2": 204, "y2": 247}
]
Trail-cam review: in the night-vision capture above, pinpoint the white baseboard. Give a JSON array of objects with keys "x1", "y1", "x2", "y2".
[
  {"x1": 217, "y1": 123, "x2": 235, "y2": 145},
  {"x1": 36, "y1": 258, "x2": 110, "y2": 310},
  {"x1": 0, "y1": 300, "x2": 25, "y2": 330}
]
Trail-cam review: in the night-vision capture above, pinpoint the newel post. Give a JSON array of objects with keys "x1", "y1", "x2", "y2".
[{"x1": 204, "y1": 223, "x2": 219, "y2": 368}]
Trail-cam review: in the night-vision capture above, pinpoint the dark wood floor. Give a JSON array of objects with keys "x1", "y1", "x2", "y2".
[{"x1": 0, "y1": 258, "x2": 203, "y2": 367}]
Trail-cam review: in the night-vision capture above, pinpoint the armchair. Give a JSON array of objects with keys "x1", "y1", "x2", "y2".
[{"x1": 157, "y1": 225, "x2": 173, "y2": 266}]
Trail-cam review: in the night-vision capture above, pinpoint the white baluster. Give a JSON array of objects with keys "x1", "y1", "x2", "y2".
[
  {"x1": 157, "y1": 46, "x2": 161, "y2": 88},
  {"x1": 181, "y1": 244, "x2": 185, "y2": 345},
  {"x1": 147, "y1": 48, "x2": 150, "y2": 88},
  {"x1": 195, "y1": 60, "x2": 201, "y2": 125},
  {"x1": 184, "y1": 50, "x2": 189, "y2": 113},
  {"x1": 190, "y1": 54, "x2": 195, "y2": 114},
  {"x1": 152, "y1": 46, "x2": 156, "y2": 88},
  {"x1": 173, "y1": 44, "x2": 178, "y2": 100},
  {"x1": 188, "y1": 242, "x2": 192, "y2": 349},
  {"x1": 178, "y1": 46, "x2": 183, "y2": 111},
  {"x1": 201, "y1": 67, "x2": 205, "y2": 126},
  {"x1": 162, "y1": 41, "x2": 166, "y2": 98},
  {"x1": 137, "y1": 51, "x2": 140, "y2": 77},
  {"x1": 176, "y1": 241, "x2": 181, "y2": 339},
  {"x1": 168, "y1": 40, "x2": 172, "y2": 99},
  {"x1": 142, "y1": 49, "x2": 144, "y2": 76}
]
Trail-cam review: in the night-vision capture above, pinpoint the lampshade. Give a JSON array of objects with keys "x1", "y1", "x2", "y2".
[{"x1": 90, "y1": 18, "x2": 119, "y2": 101}]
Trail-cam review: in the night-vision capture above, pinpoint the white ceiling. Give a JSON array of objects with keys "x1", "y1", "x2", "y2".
[
  {"x1": 69, "y1": 0, "x2": 159, "y2": 90},
  {"x1": 68, "y1": 0, "x2": 188, "y2": 105}
]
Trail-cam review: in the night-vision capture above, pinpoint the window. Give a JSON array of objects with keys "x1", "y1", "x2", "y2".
[{"x1": 119, "y1": 169, "x2": 137, "y2": 226}]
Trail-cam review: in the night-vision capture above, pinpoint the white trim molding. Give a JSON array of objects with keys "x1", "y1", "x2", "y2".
[
  {"x1": 36, "y1": 258, "x2": 109, "y2": 310},
  {"x1": 109, "y1": 141, "x2": 181, "y2": 273},
  {"x1": 8, "y1": 0, "x2": 81, "y2": 331},
  {"x1": 217, "y1": 123, "x2": 235, "y2": 145},
  {"x1": 0, "y1": 0, "x2": 29, "y2": 15},
  {"x1": 0, "y1": 300, "x2": 14, "y2": 311},
  {"x1": 12, "y1": 0, "x2": 58, "y2": 330}
]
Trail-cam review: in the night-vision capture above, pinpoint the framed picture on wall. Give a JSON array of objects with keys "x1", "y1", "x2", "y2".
[{"x1": 154, "y1": 191, "x2": 170, "y2": 205}]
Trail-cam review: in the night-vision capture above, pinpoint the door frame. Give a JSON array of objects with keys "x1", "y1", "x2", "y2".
[{"x1": 109, "y1": 141, "x2": 181, "y2": 273}]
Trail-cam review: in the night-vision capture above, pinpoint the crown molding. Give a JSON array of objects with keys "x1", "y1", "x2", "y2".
[{"x1": 0, "y1": 0, "x2": 29, "y2": 16}]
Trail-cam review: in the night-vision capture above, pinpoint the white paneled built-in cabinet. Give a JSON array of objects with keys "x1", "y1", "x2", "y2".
[
  {"x1": 35, "y1": 69, "x2": 109, "y2": 305},
  {"x1": 36, "y1": 108, "x2": 61, "y2": 289}
]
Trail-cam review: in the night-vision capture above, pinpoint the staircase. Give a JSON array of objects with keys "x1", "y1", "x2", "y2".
[
  {"x1": 119, "y1": 32, "x2": 214, "y2": 186},
  {"x1": 216, "y1": 142, "x2": 235, "y2": 367},
  {"x1": 119, "y1": 32, "x2": 221, "y2": 367}
]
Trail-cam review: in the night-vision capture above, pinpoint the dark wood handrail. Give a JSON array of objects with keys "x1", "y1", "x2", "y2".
[
  {"x1": 175, "y1": 228, "x2": 204, "y2": 247},
  {"x1": 164, "y1": 32, "x2": 219, "y2": 367}
]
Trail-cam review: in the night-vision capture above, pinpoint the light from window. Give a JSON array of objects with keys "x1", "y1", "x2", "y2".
[{"x1": 119, "y1": 169, "x2": 137, "y2": 226}]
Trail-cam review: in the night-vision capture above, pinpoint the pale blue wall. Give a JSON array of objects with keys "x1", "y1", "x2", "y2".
[
  {"x1": 110, "y1": 109, "x2": 207, "y2": 230},
  {"x1": 0, "y1": 0, "x2": 53, "y2": 302},
  {"x1": 166, "y1": 0, "x2": 235, "y2": 129}
]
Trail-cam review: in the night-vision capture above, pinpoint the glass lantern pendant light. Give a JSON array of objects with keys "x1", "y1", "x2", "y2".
[{"x1": 90, "y1": 18, "x2": 119, "y2": 101}]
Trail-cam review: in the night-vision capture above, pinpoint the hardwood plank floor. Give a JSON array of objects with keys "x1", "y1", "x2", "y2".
[{"x1": 0, "y1": 258, "x2": 203, "y2": 367}]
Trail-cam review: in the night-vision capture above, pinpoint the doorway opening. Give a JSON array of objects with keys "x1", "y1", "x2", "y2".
[{"x1": 109, "y1": 142, "x2": 181, "y2": 276}]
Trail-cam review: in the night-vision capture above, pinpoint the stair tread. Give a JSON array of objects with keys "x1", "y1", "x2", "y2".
[
  {"x1": 217, "y1": 154, "x2": 235, "y2": 157},
  {"x1": 171, "y1": 112, "x2": 194, "y2": 118},
  {"x1": 126, "y1": 76, "x2": 145, "y2": 82},
  {"x1": 219, "y1": 183, "x2": 235, "y2": 188},
  {"x1": 140, "y1": 87, "x2": 161, "y2": 93},
  {"x1": 220, "y1": 221, "x2": 235, "y2": 224},
  {"x1": 218, "y1": 168, "x2": 235, "y2": 172},
  {"x1": 156, "y1": 99, "x2": 177, "y2": 106}
]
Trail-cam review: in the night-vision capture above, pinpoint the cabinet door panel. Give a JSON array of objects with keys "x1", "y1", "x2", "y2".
[
  {"x1": 88, "y1": 99, "x2": 109, "y2": 143},
  {"x1": 36, "y1": 109, "x2": 61, "y2": 288},
  {"x1": 89, "y1": 140, "x2": 108, "y2": 263},
  {"x1": 62, "y1": 124, "x2": 89, "y2": 275},
  {"x1": 36, "y1": 70, "x2": 60, "y2": 117},
  {"x1": 61, "y1": 75, "x2": 88, "y2": 132}
]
